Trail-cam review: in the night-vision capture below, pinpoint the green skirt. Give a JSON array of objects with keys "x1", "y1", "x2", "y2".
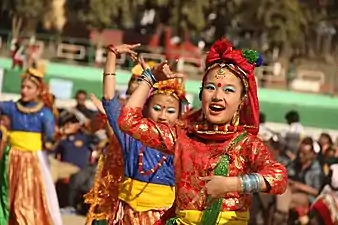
[{"x1": 0, "y1": 145, "x2": 10, "y2": 225}]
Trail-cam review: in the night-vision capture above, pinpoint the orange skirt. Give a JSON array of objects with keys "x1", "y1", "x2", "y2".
[
  {"x1": 112, "y1": 200, "x2": 168, "y2": 225},
  {"x1": 7, "y1": 148, "x2": 62, "y2": 225}
]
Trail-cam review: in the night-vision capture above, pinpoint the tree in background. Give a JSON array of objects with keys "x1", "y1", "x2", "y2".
[
  {"x1": 0, "y1": 0, "x2": 50, "y2": 38},
  {"x1": 43, "y1": 0, "x2": 66, "y2": 36},
  {"x1": 69, "y1": 0, "x2": 145, "y2": 46}
]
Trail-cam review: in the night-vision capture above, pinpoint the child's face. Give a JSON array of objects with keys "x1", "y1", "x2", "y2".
[
  {"x1": 144, "y1": 94, "x2": 180, "y2": 126},
  {"x1": 65, "y1": 122, "x2": 81, "y2": 133}
]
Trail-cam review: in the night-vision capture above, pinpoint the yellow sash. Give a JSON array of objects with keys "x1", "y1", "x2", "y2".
[
  {"x1": 9, "y1": 131, "x2": 42, "y2": 152},
  {"x1": 176, "y1": 210, "x2": 249, "y2": 225},
  {"x1": 118, "y1": 178, "x2": 175, "y2": 212}
]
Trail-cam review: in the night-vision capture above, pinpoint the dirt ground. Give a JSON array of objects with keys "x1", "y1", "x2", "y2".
[{"x1": 62, "y1": 215, "x2": 87, "y2": 225}]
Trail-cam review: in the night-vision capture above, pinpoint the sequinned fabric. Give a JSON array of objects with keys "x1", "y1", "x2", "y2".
[
  {"x1": 118, "y1": 106, "x2": 288, "y2": 212},
  {"x1": 84, "y1": 135, "x2": 124, "y2": 223}
]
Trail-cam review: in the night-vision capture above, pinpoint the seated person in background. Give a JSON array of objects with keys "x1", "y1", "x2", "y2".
[
  {"x1": 320, "y1": 145, "x2": 338, "y2": 176},
  {"x1": 308, "y1": 163, "x2": 338, "y2": 225},
  {"x1": 274, "y1": 137, "x2": 323, "y2": 224},
  {"x1": 283, "y1": 110, "x2": 304, "y2": 160},
  {"x1": 55, "y1": 111, "x2": 97, "y2": 169},
  {"x1": 60, "y1": 128, "x2": 109, "y2": 215},
  {"x1": 51, "y1": 110, "x2": 99, "y2": 183}
]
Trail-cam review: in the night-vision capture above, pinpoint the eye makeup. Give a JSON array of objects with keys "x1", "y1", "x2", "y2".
[
  {"x1": 166, "y1": 108, "x2": 176, "y2": 114},
  {"x1": 152, "y1": 104, "x2": 162, "y2": 111},
  {"x1": 223, "y1": 85, "x2": 236, "y2": 93},
  {"x1": 203, "y1": 83, "x2": 216, "y2": 90}
]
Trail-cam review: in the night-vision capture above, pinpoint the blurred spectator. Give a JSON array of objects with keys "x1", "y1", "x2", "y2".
[
  {"x1": 74, "y1": 90, "x2": 96, "y2": 119},
  {"x1": 54, "y1": 112, "x2": 97, "y2": 170},
  {"x1": 274, "y1": 137, "x2": 323, "y2": 224},
  {"x1": 283, "y1": 110, "x2": 304, "y2": 160},
  {"x1": 258, "y1": 112, "x2": 274, "y2": 142},
  {"x1": 318, "y1": 132, "x2": 333, "y2": 155}
]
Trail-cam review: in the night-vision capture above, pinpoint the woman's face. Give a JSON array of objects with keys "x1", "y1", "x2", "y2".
[
  {"x1": 20, "y1": 78, "x2": 40, "y2": 102},
  {"x1": 145, "y1": 94, "x2": 180, "y2": 126},
  {"x1": 201, "y1": 67, "x2": 243, "y2": 124}
]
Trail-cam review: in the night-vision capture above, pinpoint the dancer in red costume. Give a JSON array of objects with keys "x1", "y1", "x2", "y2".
[{"x1": 117, "y1": 38, "x2": 288, "y2": 225}]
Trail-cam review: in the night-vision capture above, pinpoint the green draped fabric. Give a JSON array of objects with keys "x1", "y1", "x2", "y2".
[{"x1": 0, "y1": 145, "x2": 10, "y2": 225}]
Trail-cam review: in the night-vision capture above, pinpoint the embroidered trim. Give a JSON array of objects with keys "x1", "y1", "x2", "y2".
[{"x1": 16, "y1": 101, "x2": 44, "y2": 114}]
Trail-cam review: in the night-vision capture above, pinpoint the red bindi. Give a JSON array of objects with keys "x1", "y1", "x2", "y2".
[{"x1": 217, "y1": 83, "x2": 222, "y2": 87}]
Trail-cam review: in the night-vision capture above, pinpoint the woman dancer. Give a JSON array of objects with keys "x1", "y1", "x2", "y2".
[
  {"x1": 117, "y1": 38, "x2": 288, "y2": 225},
  {"x1": 0, "y1": 68, "x2": 62, "y2": 225},
  {"x1": 87, "y1": 43, "x2": 188, "y2": 224},
  {"x1": 84, "y1": 59, "x2": 156, "y2": 224}
]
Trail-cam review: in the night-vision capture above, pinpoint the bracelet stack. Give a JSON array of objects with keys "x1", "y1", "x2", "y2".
[
  {"x1": 141, "y1": 68, "x2": 157, "y2": 87},
  {"x1": 239, "y1": 173, "x2": 262, "y2": 193}
]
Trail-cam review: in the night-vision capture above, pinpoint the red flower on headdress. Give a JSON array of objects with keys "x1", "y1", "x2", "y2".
[{"x1": 205, "y1": 38, "x2": 255, "y2": 76}]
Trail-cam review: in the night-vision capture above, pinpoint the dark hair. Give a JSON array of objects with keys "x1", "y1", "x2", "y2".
[
  {"x1": 259, "y1": 112, "x2": 266, "y2": 124},
  {"x1": 285, "y1": 110, "x2": 300, "y2": 123},
  {"x1": 300, "y1": 136, "x2": 314, "y2": 151},
  {"x1": 320, "y1": 132, "x2": 333, "y2": 145},
  {"x1": 75, "y1": 89, "x2": 87, "y2": 97}
]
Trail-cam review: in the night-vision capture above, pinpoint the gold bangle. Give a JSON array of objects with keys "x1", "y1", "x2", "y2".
[{"x1": 103, "y1": 72, "x2": 116, "y2": 76}]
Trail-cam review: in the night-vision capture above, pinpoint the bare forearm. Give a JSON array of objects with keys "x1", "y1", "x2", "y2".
[
  {"x1": 103, "y1": 53, "x2": 117, "y2": 100},
  {"x1": 125, "y1": 80, "x2": 151, "y2": 108},
  {"x1": 301, "y1": 185, "x2": 319, "y2": 196}
]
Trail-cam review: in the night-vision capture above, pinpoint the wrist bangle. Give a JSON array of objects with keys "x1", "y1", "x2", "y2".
[
  {"x1": 142, "y1": 68, "x2": 156, "y2": 84},
  {"x1": 241, "y1": 174, "x2": 261, "y2": 193},
  {"x1": 141, "y1": 76, "x2": 153, "y2": 87},
  {"x1": 103, "y1": 72, "x2": 116, "y2": 76}
]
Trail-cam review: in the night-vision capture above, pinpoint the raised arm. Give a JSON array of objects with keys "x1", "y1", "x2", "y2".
[
  {"x1": 118, "y1": 61, "x2": 183, "y2": 154},
  {"x1": 101, "y1": 44, "x2": 139, "y2": 146},
  {"x1": 102, "y1": 44, "x2": 139, "y2": 101}
]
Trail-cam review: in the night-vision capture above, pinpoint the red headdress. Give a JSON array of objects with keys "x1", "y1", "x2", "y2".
[
  {"x1": 148, "y1": 78, "x2": 189, "y2": 114},
  {"x1": 189, "y1": 38, "x2": 263, "y2": 136}
]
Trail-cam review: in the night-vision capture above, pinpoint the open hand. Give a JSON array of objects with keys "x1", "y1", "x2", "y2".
[
  {"x1": 112, "y1": 43, "x2": 140, "y2": 62},
  {"x1": 146, "y1": 60, "x2": 184, "y2": 82},
  {"x1": 90, "y1": 93, "x2": 105, "y2": 114}
]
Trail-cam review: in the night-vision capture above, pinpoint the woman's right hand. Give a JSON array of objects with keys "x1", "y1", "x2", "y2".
[
  {"x1": 110, "y1": 44, "x2": 140, "y2": 62},
  {"x1": 139, "y1": 58, "x2": 183, "y2": 82}
]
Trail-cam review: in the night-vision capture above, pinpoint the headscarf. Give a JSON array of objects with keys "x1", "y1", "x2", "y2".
[{"x1": 187, "y1": 38, "x2": 263, "y2": 137}]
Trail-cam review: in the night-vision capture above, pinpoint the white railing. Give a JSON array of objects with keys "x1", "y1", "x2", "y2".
[
  {"x1": 290, "y1": 70, "x2": 325, "y2": 92},
  {"x1": 56, "y1": 43, "x2": 86, "y2": 60}
]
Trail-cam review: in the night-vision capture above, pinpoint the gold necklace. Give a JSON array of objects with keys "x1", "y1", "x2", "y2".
[{"x1": 16, "y1": 101, "x2": 44, "y2": 114}]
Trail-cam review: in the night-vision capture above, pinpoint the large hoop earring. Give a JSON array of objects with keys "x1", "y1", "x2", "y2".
[{"x1": 231, "y1": 111, "x2": 240, "y2": 126}]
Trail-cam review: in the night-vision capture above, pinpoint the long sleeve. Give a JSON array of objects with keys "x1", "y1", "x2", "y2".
[
  {"x1": 117, "y1": 106, "x2": 176, "y2": 154},
  {"x1": 247, "y1": 136, "x2": 288, "y2": 195},
  {"x1": 101, "y1": 96, "x2": 126, "y2": 147},
  {"x1": 42, "y1": 108, "x2": 56, "y2": 142},
  {"x1": 0, "y1": 101, "x2": 14, "y2": 115}
]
